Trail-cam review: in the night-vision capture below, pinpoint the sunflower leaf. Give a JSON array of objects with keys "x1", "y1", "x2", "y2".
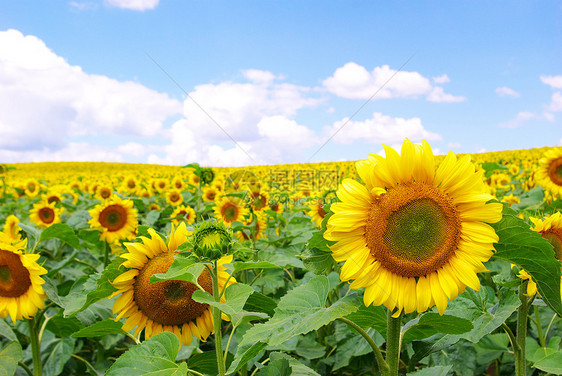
[
  {"x1": 491, "y1": 206, "x2": 562, "y2": 316},
  {"x1": 402, "y1": 313, "x2": 473, "y2": 343},
  {"x1": 0, "y1": 342, "x2": 22, "y2": 376},
  {"x1": 231, "y1": 261, "x2": 281, "y2": 273},
  {"x1": 105, "y1": 332, "x2": 182, "y2": 376},
  {"x1": 71, "y1": 319, "x2": 127, "y2": 338},
  {"x1": 149, "y1": 258, "x2": 207, "y2": 287},
  {"x1": 39, "y1": 223, "x2": 81, "y2": 249},
  {"x1": 228, "y1": 276, "x2": 360, "y2": 374}
]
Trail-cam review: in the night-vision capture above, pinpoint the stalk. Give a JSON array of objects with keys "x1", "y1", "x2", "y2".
[
  {"x1": 386, "y1": 310, "x2": 403, "y2": 376},
  {"x1": 28, "y1": 317, "x2": 42, "y2": 376},
  {"x1": 515, "y1": 280, "x2": 529, "y2": 376},
  {"x1": 104, "y1": 241, "x2": 110, "y2": 267},
  {"x1": 211, "y1": 260, "x2": 226, "y2": 376}
]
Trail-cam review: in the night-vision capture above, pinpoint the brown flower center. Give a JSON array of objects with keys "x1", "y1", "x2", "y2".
[
  {"x1": 541, "y1": 228, "x2": 562, "y2": 261},
  {"x1": 0, "y1": 250, "x2": 32, "y2": 298},
  {"x1": 365, "y1": 182, "x2": 461, "y2": 278},
  {"x1": 39, "y1": 207, "x2": 55, "y2": 224},
  {"x1": 133, "y1": 253, "x2": 212, "y2": 326},
  {"x1": 99, "y1": 204, "x2": 128, "y2": 232},
  {"x1": 548, "y1": 157, "x2": 562, "y2": 186}
]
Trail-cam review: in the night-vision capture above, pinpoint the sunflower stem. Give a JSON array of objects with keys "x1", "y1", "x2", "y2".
[
  {"x1": 337, "y1": 317, "x2": 389, "y2": 375},
  {"x1": 515, "y1": 280, "x2": 529, "y2": 376},
  {"x1": 28, "y1": 317, "x2": 42, "y2": 376},
  {"x1": 534, "y1": 305, "x2": 546, "y2": 348},
  {"x1": 212, "y1": 260, "x2": 226, "y2": 376},
  {"x1": 386, "y1": 310, "x2": 402, "y2": 376},
  {"x1": 104, "y1": 241, "x2": 110, "y2": 267}
]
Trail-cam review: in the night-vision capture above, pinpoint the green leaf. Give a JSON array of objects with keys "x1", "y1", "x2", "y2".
[
  {"x1": 301, "y1": 247, "x2": 335, "y2": 275},
  {"x1": 527, "y1": 337, "x2": 562, "y2": 374},
  {"x1": 243, "y1": 291, "x2": 277, "y2": 317},
  {"x1": 17, "y1": 222, "x2": 40, "y2": 246},
  {"x1": 343, "y1": 304, "x2": 387, "y2": 335},
  {"x1": 474, "y1": 333, "x2": 509, "y2": 367},
  {"x1": 268, "y1": 352, "x2": 320, "y2": 376},
  {"x1": 228, "y1": 276, "x2": 360, "y2": 374},
  {"x1": 71, "y1": 319, "x2": 127, "y2": 338},
  {"x1": 406, "y1": 365, "x2": 452, "y2": 376},
  {"x1": 491, "y1": 207, "x2": 562, "y2": 316},
  {"x1": 511, "y1": 187, "x2": 544, "y2": 211},
  {"x1": 0, "y1": 320, "x2": 17, "y2": 342},
  {"x1": 63, "y1": 256, "x2": 125, "y2": 317},
  {"x1": 39, "y1": 223, "x2": 80, "y2": 249},
  {"x1": 480, "y1": 162, "x2": 508, "y2": 178},
  {"x1": 256, "y1": 358, "x2": 291, "y2": 376},
  {"x1": 0, "y1": 342, "x2": 22, "y2": 376},
  {"x1": 402, "y1": 313, "x2": 473, "y2": 343},
  {"x1": 45, "y1": 313, "x2": 84, "y2": 337},
  {"x1": 42, "y1": 337, "x2": 76, "y2": 376},
  {"x1": 106, "y1": 332, "x2": 181, "y2": 376},
  {"x1": 231, "y1": 261, "x2": 281, "y2": 273},
  {"x1": 149, "y1": 257, "x2": 207, "y2": 286},
  {"x1": 186, "y1": 351, "x2": 233, "y2": 375}
]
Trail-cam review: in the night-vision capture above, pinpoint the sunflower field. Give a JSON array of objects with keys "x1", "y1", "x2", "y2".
[{"x1": 0, "y1": 141, "x2": 562, "y2": 376}]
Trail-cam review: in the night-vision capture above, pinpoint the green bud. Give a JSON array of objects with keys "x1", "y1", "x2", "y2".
[{"x1": 191, "y1": 221, "x2": 233, "y2": 260}]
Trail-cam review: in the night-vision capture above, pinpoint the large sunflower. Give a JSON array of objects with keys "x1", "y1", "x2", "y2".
[
  {"x1": 110, "y1": 222, "x2": 235, "y2": 346},
  {"x1": 89, "y1": 195, "x2": 138, "y2": 244},
  {"x1": 30, "y1": 201, "x2": 63, "y2": 229},
  {"x1": 538, "y1": 147, "x2": 562, "y2": 198},
  {"x1": 0, "y1": 234, "x2": 47, "y2": 323},
  {"x1": 325, "y1": 139, "x2": 502, "y2": 315}
]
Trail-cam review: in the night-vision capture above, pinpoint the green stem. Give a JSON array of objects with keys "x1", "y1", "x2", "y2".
[
  {"x1": 516, "y1": 280, "x2": 530, "y2": 376},
  {"x1": 18, "y1": 361, "x2": 33, "y2": 376},
  {"x1": 212, "y1": 260, "x2": 226, "y2": 376},
  {"x1": 386, "y1": 310, "x2": 402, "y2": 376},
  {"x1": 104, "y1": 241, "x2": 110, "y2": 267},
  {"x1": 534, "y1": 305, "x2": 546, "y2": 347},
  {"x1": 28, "y1": 318, "x2": 42, "y2": 376},
  {"x1": 224, "y1": 323, "x2": 237, "y2": 362},
  {"x1": 337, "y1": 317, "x2": 389, "y2": 375}
]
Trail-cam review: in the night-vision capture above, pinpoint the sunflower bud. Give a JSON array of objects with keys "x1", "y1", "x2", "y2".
[
  {"x1": 192, "y1": 221, "x2": 233, "y2": 260},
  {"x1": 199, "y1": 167, "x2": 215, "y2": 185}
]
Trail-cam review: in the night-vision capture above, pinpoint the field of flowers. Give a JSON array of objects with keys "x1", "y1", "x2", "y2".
[{"x1": 0, "y1": 141, "x2": 561, "y2": 376}]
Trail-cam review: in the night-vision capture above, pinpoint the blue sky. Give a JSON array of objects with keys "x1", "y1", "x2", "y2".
[{"x1": 0, "y1": 0, "x2": 561, "y2": 166}]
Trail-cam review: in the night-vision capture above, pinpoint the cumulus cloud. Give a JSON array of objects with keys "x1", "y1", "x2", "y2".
[
  {"x1": 0, "y1": 142, "x2": 124, "y2": 163},
  {"x1": 426, "y1": 87, "x2": 466, "y2": 103},
  {"x1": 540, "y1": 75, "x2": 562, "y2": 89},
  {"x1": 546, "y1": 92, "x2": 562, "y2": 112},
  {"x1": 0, "y1": 29, "x2": 181, "y2": 153},
  {"x1": 498, "y1": 111, "x2": 535, "y2": 128},
  {"x1": 432, "y1": 74, "x2": 450, "y2": 84},
  {"x1": 323, "y1": 62, "x2": 464, "y2": 103},
  {"x1": 321, "y1": 112, "x2": 441, "y2": 145},
  {"x1": 496, "y1": 86, "x2": 520, "y2": 98},
  {"x1": 104, "y1": 0, "x2": 159, "y2": 11}
]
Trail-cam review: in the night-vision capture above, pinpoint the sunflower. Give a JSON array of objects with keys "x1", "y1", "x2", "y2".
[
  {"x1": 109, "y1": 223, "x2": 235, "y2": 346},
  {"x1": 89, "y1": 195, "x2": 138, "y2": 244},
  {"x1": 214, "y1": 197, "x2": 248, "y2": 226},
  {"x1": 23, "y1": 179, "x2": 40, "y2": 198},
  {"x1": 171, "y1": 205, "x2": 196, "y2": 225},
  {"x1": 268, "y1": 201, "x2": 284, "y2": 214},
  {"x1": 0, "y1": 234, "x2": 47, "y2": 324},
  {"x1": 308, "y1": 199, "x2": 327, "y2": 227},
  {"x1": 96, "y1": 184, "x2": 114, "y2": 201},
  {"x1": 122, "y1": 175, "x2": 139, "y2": 195},
  {"x1": 250, "y1": 192, "x2": 269, "y2": 212},
  {"x1": 538, "y1": 147, "x2": 562, "y2": 198},
  {"x1": 165, "y1": 190, "x2": 184, "y2": 207},
  {"x1": 202, "y1": 186, "x2": 219, "y2": 202},
  {"x1": 237, "y1": 214, "x2": 267, "y2": 242},
  {"x1": 325, "y1": 139, "x2": 502, "y2": 316},
  {"x1": 155, "y1": 178, "x2": 169, "y2": 193},
  {"x1": 30, "y1": 201, "x2": 63, "y2": 229},
  {"x1": 172, "y1": 176, "x2": 186, "y2": 191},
  {"x1": 501, "y1": 193, "x2": 520, "y2": 206},
  {"x1": 528, "y1": 212, "x2": 562, "y2": 299},
  {"x1": 3, "y1": 215, "x2": 22, "y2": 243}
]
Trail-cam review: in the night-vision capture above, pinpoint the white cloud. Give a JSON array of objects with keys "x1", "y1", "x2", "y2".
[
  {"x1": 447, "y1": 142, "x2": 461, "y2": 148},
  {"x1": 69, "y1": 1, "x2": 98, "y2": 11},
  {"x1": 104, "y1": 0, "x2": 159, "y2": 11},
  {"x1": 322, "y1": 112, "x2": 441, "y2": 145},
  {"x1": 0, "y1": 29, "x2": 181, "y2": 153},
  {"x1": 547, "y1": 92, "x2": 562, "y2": 112},
  {"x1": 323, "y1": 62, "x2": 464, "y2": 103},
  {"x1": 323, "y1": 62, "x2": 432, "y2": 99},
  {"x1": 426, "y1": 87, "x2": 466, "y2": 103},
  {"x1": 498, "y1": 111, "x2": 535, "y2": 128},
  {"x1": 0, "y1": 142, "x2": 124, "y2": 163},
  {"x1": 496, "y1": 86, "x2": 520, "y2": 98},
  {"x1": 432, "y1": 74, "x2": 450, "y2": 84},
  {"x1": 118, "y1": 142, "x2": 147, "y2": 157},
  {"x1": 540, "y1": 75, "x2": 562, "y2": 89},
  {"x1": 242, "y1": 69, "x2": 278, "y2": 84}
]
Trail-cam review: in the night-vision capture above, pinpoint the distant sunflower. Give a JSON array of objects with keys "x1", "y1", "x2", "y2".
[
  {"x1": 202, "y1": 186, "x2": 219, "y2": 202},
  {"x1": 171, "y1": 205, "x2": 196, "y2": 225},
  {"x1": 96, "y1": 185, "x2": 113, "y2": 201},
  {"x1": 172, "y1": 176, "x2": 186, "y2": 191},
  {"x1": 325, "y1": 139, "x2": 502, "y2": 315},
  {"x1": 30, "y1": 201, "x2": 62, "y2": 228},
  {"x1": 110, "y1": 223, "x2": 235, "y2": 346},
  {"x1": 308, "y1": 200, "x2": 327, "y2": 227},
  {"x1": 165, "y1": 190, "x2": 184, "y2": 207},
  {"x1": 538, "y1": 148, "x2": 562, "y2": 198},
  {"x1": 214, "y1": 197, "x2": 248, "y2": 225},
  {"x1": 236, "y1": 214, "x2": 267, "y2": 242},
  {"x1": 2, "y1": 215, "x2": 22, "y2": 242},
  {"x1": 24, "y1": 179, "x2": 40, "y2": 198},
  {"x1": 89, "y1": 195, "x2": 138, "y2": 243},
  {"x1": 0, "y1": 235, "x2": 47, "y2": 323},
  {"x1": 251, "y1": 192, "x2": 269, "y2": 212}
]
